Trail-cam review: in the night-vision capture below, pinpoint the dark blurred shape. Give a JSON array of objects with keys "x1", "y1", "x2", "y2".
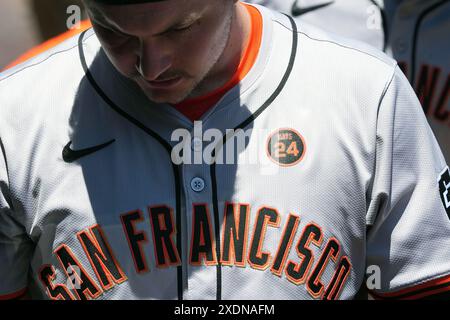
[
  {"x1": 3, "y1": 19, "x2": 91, "y2": 71},
  {"x1": 0, "y1": 0, "x2": 41, "y2": 69},
  {"x1": 31, "y1": 0, "x2": 86, "y2": 40}
]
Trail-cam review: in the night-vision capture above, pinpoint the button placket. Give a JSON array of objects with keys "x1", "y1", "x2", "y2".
[
  {"x1": 182, "y1": 120, "x2": 223, "y2": 299},
  {"x1": 191, "y1": 137, "x2": 203, "y2": 152}
]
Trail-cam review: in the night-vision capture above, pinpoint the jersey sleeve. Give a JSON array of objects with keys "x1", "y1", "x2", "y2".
[
  {"x1": 0, "y1": 140, "x2": 32, "y2": 299},
  {"x1": 366, "y1": 65, "x2": 450, "y2": 300}
]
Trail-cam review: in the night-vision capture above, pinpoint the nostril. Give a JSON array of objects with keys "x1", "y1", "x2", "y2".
[{"x1": 136, "y1": 58, "x2": 172, "y2": 82}]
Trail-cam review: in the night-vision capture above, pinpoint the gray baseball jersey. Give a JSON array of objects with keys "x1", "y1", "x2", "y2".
[
  {"x1": 1, "y1": 4, "x2": 450, "y2": 300},
  {"x1": 246, "y1": 0, "x2": 450, "y2": 164}
]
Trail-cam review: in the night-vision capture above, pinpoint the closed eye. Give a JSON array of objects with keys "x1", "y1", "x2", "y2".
[
  {"x1": 95, "y1": 21, "x2": 130, "y2": 37},
  {"x1": 163, "y1": 20, "x2": 199, "y2": 36},
  {"x1": 173, "y1": 24, "x2": 194, "y2": 32}
]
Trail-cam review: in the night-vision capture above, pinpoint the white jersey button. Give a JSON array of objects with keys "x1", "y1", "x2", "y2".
[{"x1": 191, "y1": 177, "x2": 205, "y2": 192}]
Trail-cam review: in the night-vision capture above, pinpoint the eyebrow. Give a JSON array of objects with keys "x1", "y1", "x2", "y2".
[
  {"x1": 156, "y1": 14, "x2": 199, "y2": 35},
  {"x1": 90, "y1": 7, "x2": 201, "y2": 36}
]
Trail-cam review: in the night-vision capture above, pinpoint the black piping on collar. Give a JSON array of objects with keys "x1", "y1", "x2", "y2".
[
  {"x1": 77, "y1": 12, "x2": 298, "y2": 300},
  {"x1": 78, "y1": 33, "x2": 184, "y2": 300},
  {"x1": 209, "y1": 14, "x2": 298, "y2": 300}
]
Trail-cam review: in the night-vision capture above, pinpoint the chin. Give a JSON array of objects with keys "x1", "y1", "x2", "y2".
[
  {"x1": 138, "y1": 82, "x2": 194, "y2": 105},
  {"x1": 141, "y1": 90, "x2": 187, "y2": 105}
]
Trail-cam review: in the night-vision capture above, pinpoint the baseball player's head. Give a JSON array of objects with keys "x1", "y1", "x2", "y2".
[{"x1": 82, "y1": 0, "x2": 242, "y2": 104}]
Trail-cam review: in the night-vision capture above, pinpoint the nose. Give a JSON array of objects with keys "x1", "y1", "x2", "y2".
[{"x1": 135, "y1": 38, "x2": 172, "y2": 81}]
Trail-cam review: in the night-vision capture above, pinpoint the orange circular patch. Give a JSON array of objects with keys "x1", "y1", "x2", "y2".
[{"x1": 267, "y1": 128, "x2": 306, "y2": 166}]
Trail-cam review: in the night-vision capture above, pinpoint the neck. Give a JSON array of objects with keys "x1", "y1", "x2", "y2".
[{"x1": 191, "y1": 2, "x2": 251, "y2": 97}]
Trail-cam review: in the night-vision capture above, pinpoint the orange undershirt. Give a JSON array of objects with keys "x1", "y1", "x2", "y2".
[{"x1": 173, "y1": 3, "x2": 263, "y2": 122}]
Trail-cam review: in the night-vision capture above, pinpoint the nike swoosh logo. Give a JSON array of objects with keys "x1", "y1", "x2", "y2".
[
  {"x1": 62, "y1": 139, "x2": 115, "y2": 163},
  {"x1": 291, "y1": 1, "x2": 335, "y2": 17}
]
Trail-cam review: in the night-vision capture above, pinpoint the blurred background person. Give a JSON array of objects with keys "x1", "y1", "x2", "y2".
[
  {"x1": 0, "y1": 0, "x2": 86, "y2": 70},
  {"x1": 0, "y1": 0, "x2": 41, "y2": 69},
  {"x1": 246, "y1": 0, "x2": 450, "y2": 163},
  {"x1": 31, "y1": 0, "x2": 85, "y2": 39}
]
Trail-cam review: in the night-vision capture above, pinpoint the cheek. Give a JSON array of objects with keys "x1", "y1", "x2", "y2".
[
  {"x1": 108, "y1": 52, "x2": 138, "y2": 77},
  {"x1": 94, "y1": 30, "x2": 139, "y2": 76},
  {"x1": 175, "y1": 20, "x2": 228, "y2": 73},
  {"x1": 101, "y1": 42, "x2": 139, "y2": 77},
  {"x1": 177, "y1": 36, "x2": 212, "y2": 72}
]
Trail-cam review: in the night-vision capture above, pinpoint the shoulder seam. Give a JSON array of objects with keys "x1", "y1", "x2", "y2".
[
  {"x1": 378, "y1": 64, "x2": 398, "y2": 111},
  {"x1": 365, "y1": 63, "x2": 399, "y2": 227}
]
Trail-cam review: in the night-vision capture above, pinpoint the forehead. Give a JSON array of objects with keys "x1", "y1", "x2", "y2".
[{"x1": 86, "y1": 0, "x2": 209, "y2": 31}]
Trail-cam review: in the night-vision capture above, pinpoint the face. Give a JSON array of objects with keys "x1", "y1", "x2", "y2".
[{"x1": 84, "y1": 0, "x2": 235, "y2": 104}]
